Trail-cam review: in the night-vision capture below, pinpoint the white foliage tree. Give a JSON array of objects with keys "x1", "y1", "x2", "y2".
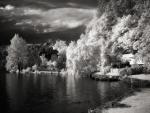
[
  {"x1": 66, "y1": 13, "x2": 117, "y2": 76},
  {"x1": 66, "y1": 10, "x2": 150, "y2": 76},
  {"x1": 111, "y1": 15, "x2": 138, "y2": 52},
  {"x1": 53, "y1": 40, "x2": 67, "y2": 55},
  {"x1": 6, "y1": 34, "x2": 28, "y2": 72},
  {"x1": 53, "y1": 40, "x2": 67, "y2": 70}
]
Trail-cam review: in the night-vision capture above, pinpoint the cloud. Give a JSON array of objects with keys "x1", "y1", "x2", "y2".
[
  {"x1": 38, "y1": 8, "x2": 95, "y2": 32},
  {"x1": 67, "y1": 2, "x2": 79, "y2": 7},
  {"x1": 23, "y1": 8, "x2": 42, "y2": 15},
  {"x1": 0, "y1": 4, "x2": 15, "y2": 11},
  {"x1": 54, "y1": 20, "x2": 84, "y2": 28},
  {"x1": 0, "y1": 5, "x2": 96, "y2": 33}
]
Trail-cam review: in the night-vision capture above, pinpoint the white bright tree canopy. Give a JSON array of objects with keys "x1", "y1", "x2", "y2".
[{"x1": 6, "y1": 34, "x2": 28, "y2": 72}]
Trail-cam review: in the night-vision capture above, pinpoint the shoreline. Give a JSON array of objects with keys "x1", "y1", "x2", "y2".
[
  {"x1": 89, "y1": 88, "x2": 137, "y2": 113},
  {"x1": 99, "y1": 88, "x2": 150, "y2": 113},
  {"x1": 14, "y1": 70, "x2": 67, "y2": 76},
  {"x1": 91, "y1": 74, "x2": 150, "y2": 113}
]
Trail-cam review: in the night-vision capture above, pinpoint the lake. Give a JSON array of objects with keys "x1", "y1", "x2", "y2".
[{"x1": 0, "y1": 73, "x2": 132, "y2": 113}]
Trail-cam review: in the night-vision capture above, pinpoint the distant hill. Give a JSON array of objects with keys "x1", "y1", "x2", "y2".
[
  {"x1": 65, "y1": 0, "x2": 150, "y2": 75},
  {"x1": 0, "y1": 26, "x2": 85, "y2": 45}
]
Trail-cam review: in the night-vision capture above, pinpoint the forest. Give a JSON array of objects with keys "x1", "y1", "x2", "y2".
[
  {"x1": 1, "y1": 0, "x2": 150, "y2": 76},
  {"x1": 66, "y1": 0, "x2": 150, "y2": 75}
]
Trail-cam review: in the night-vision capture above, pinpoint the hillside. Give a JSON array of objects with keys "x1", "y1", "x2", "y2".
[{"x1": 66, "y1": 0, "x2": 150, "y2": 75}]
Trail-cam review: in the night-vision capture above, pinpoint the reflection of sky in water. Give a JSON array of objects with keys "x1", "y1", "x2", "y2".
[
  {"x1": 4, "y1": 73, "x2": 131, "y2": 113},
  {"x1": 0, "y1": 3, "x2": 96, "y2": 33}
]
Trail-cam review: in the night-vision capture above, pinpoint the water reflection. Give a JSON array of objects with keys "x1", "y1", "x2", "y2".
[
  {"x1": 0, "y1": 74, "x2": 9, "y2": 113},
  {"x1": 66, "y1": 75, "x2": 77, "y2": 101},
  {"x1": 0, "y1": 73, "x2": 131, "y2": 113}
]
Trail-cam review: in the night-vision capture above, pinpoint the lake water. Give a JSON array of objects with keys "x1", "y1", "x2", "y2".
[{"x1": 0, "y1": 73, "x2": 132, "y2": 113}]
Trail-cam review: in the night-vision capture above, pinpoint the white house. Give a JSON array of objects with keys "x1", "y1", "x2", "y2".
[{"x1": 122, "y1": 54, "x2": 144, "y2": 65}]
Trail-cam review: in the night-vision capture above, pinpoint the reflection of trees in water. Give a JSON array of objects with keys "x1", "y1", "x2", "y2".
[
  {"x1": 6, "y1": 74, "x2": 27, "y2": 111},
  {"x1": 4, "y1": 73, "x2": 131, "y2": 113},
  {"x1": 0, "y1": 74, "x2": 9, "y2": 113},
  {"x1": 66, "y1": 75, "x2": 77, "y2": 101},
  {"x1": 66, "y1": 75, "x2": 100, "y2": 107},
  {"x1": 5, "y1": 73, "x2": 68, "y2": 112},
  {"x1": 97, "y1": 82, "x2": 110, "y2": 101},
  {"x1": 98, "y1": 82, "x2": 121, "y2": 101},
  {"x1": 97, "y1": 81, "x2": 130, "y2": 105}
]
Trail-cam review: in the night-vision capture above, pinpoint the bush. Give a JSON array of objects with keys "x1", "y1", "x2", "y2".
[
  {"x1": 103, "y1": 66, "x2": 111, "y2": 74},
  {"x1": 0, "y1": 47, "x2": 7, "y2": 71},
  {"x1": 145, "y1": 66, "x2": 150, "y2": 74},
  {"x1": 130, "y1": 64, "x2": 145, "y2": 75},
  {"x1": 119, "y1": 67, "x2": 132, "y2": 76},
  {"x1": 32, "y1": 64, "x2": 38, "y2": 71},
  {"x1": 38, "y1": 65, "x2": 48, "y2": 71},
  {"x1": 27, "y1": 45, "x2": 41, "y2": 67},
  {"x1": 22, "y1": 67, "x2": 31, "y2": 74},
  {"x1": 119, "y1": 65, "x2": 150, "y2": 76}
]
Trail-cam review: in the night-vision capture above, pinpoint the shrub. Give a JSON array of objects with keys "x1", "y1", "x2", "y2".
[
  {"x1": 22, "y1": 67, "x2": 31, "y2": 74},
  {"x1": 25, "y1": 67, "x2": 31, "y2": 73},
  {"x1": 145, "y1": 66, "x2": 150, "y2": 74},
  {"x1": 27, "y1": 45, "x2": 41, "y2": 67},
  {"x1": 130, "y1": 64, "x2": 144, "y2": 75},
  {"x1": 0, "y1": 47, "x2": 7, "y2": 71},
  {"x1": 119, "y1": 65, "x2": 149, "y2": 76},
  {"x1": 32, "y1": 64, "x2": 38, "y2": 71},
  {"x1": 103, "y1": 66, "x2": 111, "y2": 74},
  {"x1": 119, "y1": 67, "x2": 132, "y2": 76}
]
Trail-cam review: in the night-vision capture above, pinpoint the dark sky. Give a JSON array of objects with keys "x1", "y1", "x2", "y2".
[
  {"x1": 0, "y1": 0, "x2": 98, "y2": 9},
  {"x1": 0, "y1": 0, "x2": 98, "y2": 45},
  {"x1": 0, "y1": 0, "x2": 97, "y2": 33}
]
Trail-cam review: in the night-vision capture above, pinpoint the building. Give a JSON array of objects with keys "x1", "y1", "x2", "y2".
[{"x1": 122, "y1": 54, "x2": 144, "y2": 65}]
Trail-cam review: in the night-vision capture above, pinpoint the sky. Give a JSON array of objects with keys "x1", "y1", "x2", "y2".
[
  {"x1": 0, "y1": 0, "x2": 98, "y2": 44},
  {"x1": 0, "y1": 0, "x2": 98, "y2": 8}
]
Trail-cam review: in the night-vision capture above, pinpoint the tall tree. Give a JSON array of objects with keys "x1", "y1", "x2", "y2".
[{"x1": 6, "y1": 34, "x2": 28, "y2": 72}]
